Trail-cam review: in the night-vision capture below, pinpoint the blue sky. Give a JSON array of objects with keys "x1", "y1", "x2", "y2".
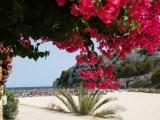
[{"x1": 7, "y1": 42, "x2": 78, "y2": 87}]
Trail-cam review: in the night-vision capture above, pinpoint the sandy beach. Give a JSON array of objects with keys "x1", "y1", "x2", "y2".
[{"x1": 17, "y1": 91, "x2": 160, "y2": 120}]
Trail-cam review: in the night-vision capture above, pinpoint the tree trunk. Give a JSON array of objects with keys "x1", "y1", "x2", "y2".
[{"x1": 0, "y1": 66, "x2": 3, "y2": 120}]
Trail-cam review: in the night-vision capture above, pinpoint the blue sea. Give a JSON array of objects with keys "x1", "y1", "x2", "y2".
[{"x1": 7, "y1": 86, "x2": 53, "y2": 90}]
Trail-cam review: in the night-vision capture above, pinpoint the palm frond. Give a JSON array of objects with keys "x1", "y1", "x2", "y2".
[
  {"x1": 94, "y1": 109, "x2": 116, "y2": 118},
  {"x1": 79, "y1": 96, "x2": 91, "y2": 115},
  {"x1": 76, "y1": 83, "x2": 87, "y2": 102},
  {"x1": 94, "y1": 108, "x2": 123, "y2": 120},
  {"x1": 57, "y1": 89, "x2": 78, "y2": 113},
  {"x1": 55, "y1": 94, "x2": 72, "y2": 112},
  {"x1": 77, "y1": 87, "x2": 100, "y2": 115},
  {"x1": 91, "y1": 97, "x2": 117, "y2": 114},
  {"x1": 76, "y1": 84, "x2": 94, "y2": 115},
  {"x1": 50, "y1": 104, "x2": 68, "y2": 113},
  {"x1": 89, "y1": 89, "x2": 100, "y2": 102},
  {"x1": 86, "y1": 90, "x2": 101, "y2": 114}
]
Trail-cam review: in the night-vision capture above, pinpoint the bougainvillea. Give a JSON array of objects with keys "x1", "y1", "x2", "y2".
[
  {"x1": 0, "y1": 43, "x2": 13, "y2": 84},
  {"x1": 54, "y1": 0, "x2": 160, "y2": 89},
  {"x1": 19, "y1": 36, "x2": 31, "y2": 48},
  {"x1": 0, "y1": 0, "x2": 160, "y2": 90}
]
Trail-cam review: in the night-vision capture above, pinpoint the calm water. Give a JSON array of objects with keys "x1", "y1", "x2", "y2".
[{"x1": 7, "y1": 86, "x2": 53, "y2": 90}]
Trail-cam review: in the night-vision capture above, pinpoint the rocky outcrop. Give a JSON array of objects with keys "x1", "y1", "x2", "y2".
[
  {"x1": 53, "y1": 53, "x2": 160, "y2": 88},
  {"x1": 53, "y1": 64, "x2": 90, "y2": 88},
  {"x1": 119, "y1": 73, "x2": 152, "y2": 88}
]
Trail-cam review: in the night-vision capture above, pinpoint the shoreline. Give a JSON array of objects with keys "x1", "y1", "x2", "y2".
[{"x1": 7, "y1": 87, "x2": 160, "y2": 98}]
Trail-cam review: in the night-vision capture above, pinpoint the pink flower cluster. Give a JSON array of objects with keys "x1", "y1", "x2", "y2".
[
  {"x1": 80, "y1": 68, "x2": 103, "y2": 81},
  {"x1": 56, "y1": 0, "x2": 66, "y2": 6},
  {"x1": 54, "y1": 0, "x2": 160, "y2": 89},
  {"x1": 76, "y1": 51, "x2": 99, "y2": 66},
  {"x1": 53, "y1": 32, "x2": 86, "y2": 53},
  {"x1": 80, "y1": 65, "x2": 119, "y2": 89},
  {"x1": 19, "y1": 36, "x2": 31, "y2": 48},
  {"x1": 70, "y1": 0, "x2": 129, "y2": 23},
  {"x1": 77, "y1": 50, "x2": 119, "y2": 89},
  {"x1": 0, "y1": 43, "x2": 13, "y2": 83}
]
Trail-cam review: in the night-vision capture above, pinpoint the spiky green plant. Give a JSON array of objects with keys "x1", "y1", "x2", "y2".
[{"x1": 54, "y1": 85, "x2": 121, "y2": 119}]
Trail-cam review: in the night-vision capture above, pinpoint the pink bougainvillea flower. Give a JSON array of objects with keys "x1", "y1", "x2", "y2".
[
  {"x1": 56, "y1": 0, "x2": 66, "y2": 6},
  {"x1": 71, "y1": 4, "x2": 80, "y2": 16},
  {"x1": 79, "y1": 0, "x2": 96, "y2": 20}
]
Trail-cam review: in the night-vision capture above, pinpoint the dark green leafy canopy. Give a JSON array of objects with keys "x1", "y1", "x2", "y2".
[{"x1": 0, "y1": 0, "x2": 83, "y2": 59}]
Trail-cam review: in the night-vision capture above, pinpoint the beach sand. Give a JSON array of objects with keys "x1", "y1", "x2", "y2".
[{"x1": 17, "y1": 92, "x2": 160, "y2": 120}]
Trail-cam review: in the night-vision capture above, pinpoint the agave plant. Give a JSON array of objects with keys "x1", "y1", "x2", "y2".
[{"x1": 53, "y1": 85, "x2": 122, "y2": 119}]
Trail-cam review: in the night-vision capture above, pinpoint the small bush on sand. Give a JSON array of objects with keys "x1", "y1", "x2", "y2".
[
  {"x1": 3, "y1": 91, "x2": 19, "y2": 120},
  {"x1": 54, "y1": 85, "x2": 122, "y2": 119}
]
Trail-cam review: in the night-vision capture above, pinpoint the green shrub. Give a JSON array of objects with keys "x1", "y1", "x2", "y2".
[
  {"x1": 57, "y1": 70, "x2": 70, "y2": 87},
  {"x1": 53, "y1": 85, "x2": 121, "y2": 119},
  {"x1": 151, "y1": 69, "x2": 160, "y2": 87},
  {"x1": 135, "y1": 59, "x2": 152, "y2": 75},
  {"x1": 3, "y1": 91, "x2": 19, "y2": 120},
  {"x1": 130, "y1": 80, "x2": 149, "y2": 88},
  {"x1": 116, "y1": 58, "x2": 153, "y2": 78},
  {"x1": 141, "y1": 58, "x2": 153, "y2": 74},
  {"x1": 117, "y1": 62, "x2": 137, "y2": 78}
]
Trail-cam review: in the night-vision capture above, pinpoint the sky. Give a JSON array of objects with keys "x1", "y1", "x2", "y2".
[{"x1": 6, "y1": 42, "x2": 78, "y2": 87}]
